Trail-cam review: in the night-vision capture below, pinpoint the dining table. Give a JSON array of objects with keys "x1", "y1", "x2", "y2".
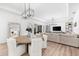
[{"x1": 15, "y1": 35, "x2": 31, "y2": 53}]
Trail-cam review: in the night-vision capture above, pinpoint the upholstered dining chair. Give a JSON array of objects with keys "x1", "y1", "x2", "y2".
[
  {"x1": 7, "y1": 38, "x2": 26, "y2": 56},
  {"x1": 42, "y1": 34, "x2": 48, "y2": 48},
  {"x1": 28, "y1": 37, "x2": 42, "y2": 56}
]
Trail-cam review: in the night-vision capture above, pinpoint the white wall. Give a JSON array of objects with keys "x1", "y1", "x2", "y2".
[
  {"x1": 73, "y1": 10, "x2": 79, "y2": 34},
  {"x1": 69, "y1": 3, "x2": 79, "y2": 18},
  {"x1": 0, "y1": 11, "x2": 8, "y2": 43},
  {"x1": 0, "y1": 3, "x2": 69, "y2": 43},
  {"x1": 69, "y1": 3, "x2": 79, "y2": 34},
  {"x1": 0, "y1": 3, "x2": 67, "y2": 23},
  {"x1": 31, "y1": 3, "x2": 67, "y2": 20},
  {"x1": 50, "y1": 17, "x2": 68, "y2": 32},
  {"x1": 0, "y1": 10, "x2": 22, "y2": 43},
  {"x1": 0, "y1": 9, "x2": 45, "y2": 43}
]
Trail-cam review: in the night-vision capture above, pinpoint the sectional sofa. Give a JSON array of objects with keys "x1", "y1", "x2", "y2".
[{"x1": 47, "y1": 33, "x2": 79, "y2": 47}]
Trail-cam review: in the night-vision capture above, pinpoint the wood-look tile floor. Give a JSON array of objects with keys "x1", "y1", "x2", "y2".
[
  {"x1": 43, "y1": 41, "x2": 79, "y2": 56},
  {"x1": 1, "y1": 41, "x2": 79, "y2": 56},
  {"x1": 0, "y1": 43, "x2": 8, "y2": 56}
]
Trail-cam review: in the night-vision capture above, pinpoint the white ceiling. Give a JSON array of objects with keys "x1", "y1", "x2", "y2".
[
  {"x1": 69, "y1": 3, "x2": 79, "y2": 17},
  {"x1": 0, "y1": 3, "x2": 67, "y2": 22}
]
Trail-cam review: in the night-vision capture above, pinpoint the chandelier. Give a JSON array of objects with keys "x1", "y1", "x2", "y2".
[{"x1": 22, "y1": 3, "x2": 34, "y2": 19}]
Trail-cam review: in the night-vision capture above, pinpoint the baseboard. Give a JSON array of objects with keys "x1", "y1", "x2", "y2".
[{"x1": 0, "y1": 39, "x2": 7, "y2": 44}]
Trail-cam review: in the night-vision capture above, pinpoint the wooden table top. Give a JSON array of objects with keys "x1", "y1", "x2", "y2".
[{"x1": 15, "y1": 36, "x2": 31, "y2": 44}]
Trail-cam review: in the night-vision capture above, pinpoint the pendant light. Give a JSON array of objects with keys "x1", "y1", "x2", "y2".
[{"x1": 22, "y1": 3, "x2": 34, "y2": 19}]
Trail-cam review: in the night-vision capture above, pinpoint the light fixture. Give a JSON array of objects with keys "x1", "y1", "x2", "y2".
[
  {"x1": 70, "y1": 11, "x2": 76, "y2": 20},
  {"x1": 22, "y1": 3, "x2": 34, "y2": 19},
  {"x1": 22, "y1": 3, "x2": 27, "y2": 19},
  {"x1": 26, "y1": 3, "x2": 34, "y2": 17}
]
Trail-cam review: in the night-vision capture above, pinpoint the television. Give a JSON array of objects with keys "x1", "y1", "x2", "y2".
[{"x1": 53, "y1": 26, "x2": 61, "y2": 31}]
